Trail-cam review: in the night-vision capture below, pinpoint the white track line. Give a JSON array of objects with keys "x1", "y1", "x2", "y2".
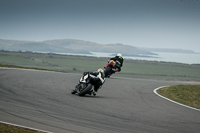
[
  {"x1": 0, "y1": 121, "x2": 53, "y2": 133},
  {"x1": 153, "y1": 86, "x2": 200, "y2": 112}
]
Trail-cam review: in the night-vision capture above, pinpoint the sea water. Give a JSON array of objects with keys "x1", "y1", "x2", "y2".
[
  {"x1": 124, "y1": 52, "x2": 200, "y2": 64},
  {"x1": 58, "y1": 52, "x2": 200, "y2": 64}
]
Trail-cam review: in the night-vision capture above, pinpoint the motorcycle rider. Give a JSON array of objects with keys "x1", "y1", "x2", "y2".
[
  {"x1": 106, "y1": 53, "x2": 124, "y2": 73},
  {"x1": 71, "y1": 68, "x2": 105, "y2": 96}
]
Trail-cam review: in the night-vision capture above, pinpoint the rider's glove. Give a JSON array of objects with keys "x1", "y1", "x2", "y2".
[{"x1": 114, "y1": 69, "x2": 119, "y2": 72}]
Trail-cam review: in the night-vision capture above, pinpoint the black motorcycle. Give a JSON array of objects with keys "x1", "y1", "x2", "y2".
[{"x1": 71, "y1": 72, "x2": 100, "y2": 96}]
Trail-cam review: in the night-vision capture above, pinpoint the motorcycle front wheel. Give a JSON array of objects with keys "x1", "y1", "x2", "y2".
[{"x1": 77, "y1": 83, "x2": 93, "y2": 96}]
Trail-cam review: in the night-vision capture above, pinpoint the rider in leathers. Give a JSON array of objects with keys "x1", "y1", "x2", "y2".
[
  {"x1": 107, "y1": 53, "x2": 124, "y2": 73},
  {"x1": 89, "y1": 68, "x2": 105, "y2": 95}
]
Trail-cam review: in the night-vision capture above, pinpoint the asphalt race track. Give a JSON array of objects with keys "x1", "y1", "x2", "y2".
[{"x1": 0, "y1": 68, "x2": 200, "y2": 133}]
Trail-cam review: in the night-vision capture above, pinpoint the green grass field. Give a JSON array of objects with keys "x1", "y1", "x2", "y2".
[
  {"x1": 157, "y1": 85, "x2": 200, "y2": 109},
  {"x1": 1, "y1": 50, "x2": 200, "y2": 81}
]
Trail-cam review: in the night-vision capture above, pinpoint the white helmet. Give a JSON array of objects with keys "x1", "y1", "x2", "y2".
[
  {"x1": 117, "y1": 53, "x2": 122, "y2": 57},
  {"x1": 97, "y1": 68, "x2": 104, "y2": 73}
]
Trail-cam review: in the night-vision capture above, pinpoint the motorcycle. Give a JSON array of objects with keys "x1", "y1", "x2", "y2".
[
  {"x1": 104, "y1": 60, "x2": 121, "y2": 78},
  {"x1": 71, "y1": 72, "x2": 100, "y2": 96}
]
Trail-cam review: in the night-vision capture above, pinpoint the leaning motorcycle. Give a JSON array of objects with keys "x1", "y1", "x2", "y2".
[
  {"x1": 72, "y1": 72, "x2": 97, "y2": 96},
  {"x1": 104, "y1": 60, "x2": 120, "y2": 78}
]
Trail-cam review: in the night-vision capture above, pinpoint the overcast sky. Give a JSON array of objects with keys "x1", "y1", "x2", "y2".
[{"x1": 0, "y1": 0, "x2": 200, "y2": 52}]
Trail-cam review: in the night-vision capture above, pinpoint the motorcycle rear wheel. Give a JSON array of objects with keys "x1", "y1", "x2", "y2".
[{"x1": 104, "y1": 66, "x2": 112, "y2": 78}]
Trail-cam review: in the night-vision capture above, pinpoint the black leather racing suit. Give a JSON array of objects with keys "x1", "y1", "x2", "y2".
[
  {"x1": 109, "y1": 56, "x2": 124, "y2": 72},
  {"x1": 87, "y1": 71, "x2": 105, "y2": 92}
]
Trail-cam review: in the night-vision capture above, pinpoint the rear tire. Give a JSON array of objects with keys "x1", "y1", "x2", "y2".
[{"x1": 104, "y1": 66, "x2": 112, "y2": 78}]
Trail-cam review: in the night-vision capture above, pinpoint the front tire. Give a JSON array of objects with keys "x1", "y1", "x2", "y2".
[{"x1": 77, "y1": 84, "x2": 93, "y2": 96}]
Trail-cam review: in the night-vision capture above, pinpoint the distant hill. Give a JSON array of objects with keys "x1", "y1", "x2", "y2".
[{"x1": 0, "y1": 39, "x2": 155, "y2": 57}]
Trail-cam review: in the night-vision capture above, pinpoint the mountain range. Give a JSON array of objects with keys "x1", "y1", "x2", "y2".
[
  {"x1": 0, "y1": 39, "x2": 196, "y2": 57},
  {"x1": 0, "y1": 39, "x2": 155, "y2": 57}
]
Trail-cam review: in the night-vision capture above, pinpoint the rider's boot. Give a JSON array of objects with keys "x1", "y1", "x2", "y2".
[
  {"x1": 71, "y1": 84, "x2": 80, "y2": 94},
  {"x1": 88, "y1": 89, "x2": 96, "y2": 96},
  {"x1": 93, "y1": 91, "x2": 96, "y2": 96},
  {"x1": 93, "y1": 88, "x2": 98, "y2": 96},
  {"x1": 71, "y1": 89, "x2": 77, "y2": 94}
]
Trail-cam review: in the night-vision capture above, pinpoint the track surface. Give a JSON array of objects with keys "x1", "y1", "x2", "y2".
[{"x1": 0, "y1": 68, "x2": 200, "y2": 133}]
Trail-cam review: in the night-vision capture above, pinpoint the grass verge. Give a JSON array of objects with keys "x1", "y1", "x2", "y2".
[
  {"x1": 0, "y1": 122, "x2": 44, "y2": 133},
  {"x1": 157, "y1": 85, "x2": 200, "y2": 109}
]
